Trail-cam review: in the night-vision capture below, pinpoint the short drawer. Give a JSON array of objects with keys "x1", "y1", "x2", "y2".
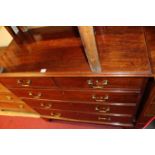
[
  {"x1": 63, "y1": 90, "x2": 139, "y2": 103},
  {"x1": 0, "y1": 77, "x2": 56, "y2": 88},
  {"x1": 23, "y1": 99, "x2": 136, "y2": 115},
  {"x1": 35, "y1": 109, "x2": 133, "y2": 124},
  {"x1": 10, "y1": 88, "x2": 63, "y2": 100},
  {"x1": 10, "y1": 88, "x2": 139, "y2": 103},
  {"x1": 54, "y1": 77, "x2": 145, "y2": 90}
]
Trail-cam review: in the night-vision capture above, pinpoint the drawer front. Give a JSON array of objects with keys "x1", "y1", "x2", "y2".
[
  {"x1": 54, "y1": 77, "x2": 145, "y2": 90},
  {"x1": 63, "y1": 90, "x2": 139, "y2": 103},
  {"x1": 10, "y1": 88, "x2": 63, "y2": 100},
  {"x1": 77, "y1": 112, "x2": 133, "y2": 124},
  {"x1": 0, "y1": 93, "x2": 21, "y2": 102},
  {"x1": 36, "y1": 109, "x2": 79, "y2": 120},
  {"x1": 35, "y1": 109, "x2": 133, "y2": 124},
  {"x1": 23, "y1": 99, "x2": 136, "y2": 115},
  {"x1": 0, "y1": 77, "x2": 56, "y2": 88},
  {"x1": 10, "y1": 88, "x2": 139, "y2": 103}
]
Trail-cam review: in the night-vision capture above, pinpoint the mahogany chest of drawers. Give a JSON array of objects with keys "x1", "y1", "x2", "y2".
[
  {"x1": 1, "y1": 26, "x2": 155, "y2": 128},
  {"x1": 0, "y1": 77, "x2": 148, "y2": 128}
]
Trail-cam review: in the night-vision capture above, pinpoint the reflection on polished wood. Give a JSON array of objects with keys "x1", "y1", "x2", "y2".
[
  {"x1": 0, "y1": 26, "x2": 153, "y2": 76},
  {"x1": 95, "y1": 26, "x2": 151, "y2": 75}
]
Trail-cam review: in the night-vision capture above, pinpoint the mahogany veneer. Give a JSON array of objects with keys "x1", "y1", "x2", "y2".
[{"x1": 1, "y1": 26, "x2": 155, "y2": 128}]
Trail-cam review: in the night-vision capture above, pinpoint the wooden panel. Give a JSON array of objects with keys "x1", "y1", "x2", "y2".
[
  {"x1": 10, "y1": 88, "x2": 139, "y2": 103},
  {"x1": 27, "y1": 26, "x2": 80, "y2": 41},
  {"x1": 145, "y1": 104, "x2": 155, "y2": 116},
  {"x1": 0, "y1": 77, "x2": 56, "y2": 88},
  {"x1": 54, "y1": 77, "x2": 145, "y2": 90},
  {"x1": 0, "y1": 39, "x2": 90, "y2": 73},
  {"x1": 94, "y1": 26, "x2": 151, "y2": 74},
  {"x1": 78, "y1": 26, "x2": 101, "y2": 72},
  {"x1": 142, "y1": 82, "x2": 155, "y2": 117},
  {"x1": 0, "y1": 26, "x2": 150, "y2": 76},
  {"x1": 144, "y1": 27, "x2": 155, "y2": 74},
  {"x1": 23, "y1": 99, "x2": 136, "y2": 115},
  {"x1": 136, "y1": 79, "x2": 155, "y2": 127},
  {"x1": 17, "y1": 26, "x2": 80, "y2": 42}
]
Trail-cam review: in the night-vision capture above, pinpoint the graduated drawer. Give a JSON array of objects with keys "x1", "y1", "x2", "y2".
[
  {"x1": 10, "y1": 88, "x2": 63, "y2": 100},
  {"x1": 54, "y1": 77, "x2": 145, "y2": 90},
  {"x1": 0, "y1": 102, "x2": 34, "y2": 112},
  {"x1": 10, "y1": 88, "x2": 139, "y2": 103},
  {"x1": 0, "y1": 93, "x2": 22, "y2": 102},
  {"x1": 35, "y1": 108, "x2": 133, "y2": 124},
  {"x1": 23, "y1": 99, "x2": 136, "y2": 115},
  {"x1": 0, "y1": 77, "x2": 56, "y2": 88},
  {"x1": 63, "y1": 90, "x2": 139, "y2": 103},
  {"x1": 77, "y1": 112, "x2": 133, "y2": 124}
]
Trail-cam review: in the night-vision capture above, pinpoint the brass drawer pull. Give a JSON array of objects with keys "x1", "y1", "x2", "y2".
[
  {"x1": 6, "y1": 96, "x2": 13, "y2": 100},
  {"x1": 50, "y1": 112, "x2": 61, "y2": 118},
  {"x1": 28, "y1": 92, "x2": 42, "y2": 99},
  {"x1": 87, "y1": 79, "x2": 108, "y2": 89},
  {"x1": 17, "y1": 79, "x2": 31, "y2": 87},
  {"x1": 40, "y1": 103, "x2": 52, "y2": 109},
  {"x1": 95, "y1": 106, "x2": 110, "y2": 113},
  {"x1": 92, "y1": 95, "x2": 109, "y2": 102},
  {"x1": 19, "y1": 104, "x2": 24, "y2": 109},
  {"x1": 98, "y1": 117, "x2": 111, "y2": 121}
]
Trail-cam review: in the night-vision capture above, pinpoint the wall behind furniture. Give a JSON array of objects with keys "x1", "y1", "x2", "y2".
[{"x1": 0, "y1": 26, "x2": 13, "y2": 47}]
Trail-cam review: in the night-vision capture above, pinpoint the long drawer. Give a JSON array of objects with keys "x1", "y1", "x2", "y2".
[
  {"x1": 0, "y1": 77, "x2": 56, "y2": 88},
  {"x1": 35, "y1": 108, "x2": 133, "y2": 124},
  {"x1": 23, "y1": 99, "x2": 136, "y2": 115},
  {"x1": 10, "y1": 88, "x2": 140, "y2": 103},
  {"x1": 54, "y1": 77, "x2": 145, "y2": 90}
]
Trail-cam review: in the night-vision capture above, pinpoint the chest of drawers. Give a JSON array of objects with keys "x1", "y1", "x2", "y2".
[
  {"x1": 1, "y1": 26, "x2": 155, "y2": 128},
  {"x1": 0, "y1": 77, "x2": 148, "y2": 128}
]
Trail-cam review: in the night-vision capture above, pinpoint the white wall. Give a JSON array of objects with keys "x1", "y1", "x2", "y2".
[{"x1": 0, "y1": 26, "x2": 13, "y2": 47}]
